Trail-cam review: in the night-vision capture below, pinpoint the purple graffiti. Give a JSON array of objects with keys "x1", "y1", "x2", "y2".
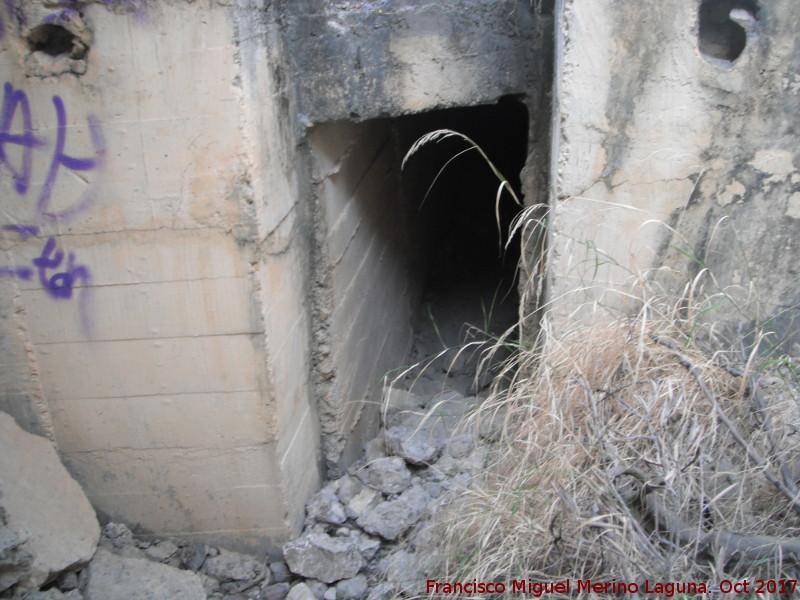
[
  {"x1": 0, "y1": 82, "x2": 45, "y2": 194},
  {"x1": 0, "y1": 266, "x2": 32, "y2": 280},
  {"x1": 0, "y1": 80, "x2": 100, "y2": 338},
  {"x1": 39, "y1": 95, "x2": 105, "y2": 221},
  {"x1": 2, "y1": 224, "x2": 39, "y2": 239},
  {"x1": 42, "y1": 8, "x2": 80, "y2": 26},
  {"x1": 0, "y1": 83, "x2": 105, "y2": 222},
  {"x1": 0, "y1": 234, "x2": 90, "y2": 301},
  {"x1": 32, "y1": 237, "x2": 90, "y2": 300},
  {"x1": 0, "y1": 234, "x2": 94, "y2": 336},
  {"x1": 0, "y1": 1, "x2": 13, "y2": 39}
]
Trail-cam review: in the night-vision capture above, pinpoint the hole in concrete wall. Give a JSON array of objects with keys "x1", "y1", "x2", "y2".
[
  {"x1": 398, "y1": 98, "x2": 528, "y2": 395},
  {"x1": 698, "y1": 0, "x2": 760, "y2": 63},
  {"x1": 27, "y1": 24, "x2": 79, "y2": 57}
]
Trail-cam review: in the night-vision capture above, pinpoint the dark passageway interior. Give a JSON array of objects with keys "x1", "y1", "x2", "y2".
[{"x1": 397, "y1": 98, "x2": 529, "y2": 395}]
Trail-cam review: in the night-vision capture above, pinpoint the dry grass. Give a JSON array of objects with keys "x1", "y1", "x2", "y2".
[
  {"x1": 408, "y1": 291, "x2": 800, "y2": 598},
  {"x1": 399, "y1": 129, "x2": 800, "y2": 598}
]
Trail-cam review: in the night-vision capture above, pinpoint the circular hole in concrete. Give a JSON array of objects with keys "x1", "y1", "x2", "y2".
[
  {"x1": 27, "y1": 23, "x2": 78, "y2": 57},
  {"x1": 698, "y1": 0, "x2": 760, "y2": 63}
]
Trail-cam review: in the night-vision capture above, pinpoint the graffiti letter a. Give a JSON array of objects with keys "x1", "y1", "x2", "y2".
[{"x1": 0, "y1": 82, "x2": 44, "y2": 195}]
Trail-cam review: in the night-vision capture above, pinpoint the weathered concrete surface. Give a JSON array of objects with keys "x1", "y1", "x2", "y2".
[
  {"x1": 0, "y1": 0, "x2": 553, "y2": 554},
  {"x1": 283, "y1": 0, "x2": 545, "y2": 124},
  {"x1": 0, "y1": 0, "x2": 319, "y2": 553},
  {"x1": 549, "y1": 0, "x2": 800, "y2": 354},
  {"x1": 307, "y1": 119, "x2": 418, "y2": 473},
  {"x1": 0, "y1": 412, "x2": 99, "y2": 591}
]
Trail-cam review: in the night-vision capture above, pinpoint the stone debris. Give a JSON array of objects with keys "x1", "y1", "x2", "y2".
[
  {"x1": 268, "y1": 561, "x2": 292, "y2": 584},
  {"x1": 355, "y1": 485, "x2": 429, "y2": 541},
  {"x1": 272, "y1": 383, "x2": 488, "y2": 599},
  {"x1": 343, "y1": 487, "x2": 380, "y2": 521},
  {"x1": 283, "y1": 533, "x2": 364, "y2": 584},
  {"x1": 0, "y1": 413, "x2": 100, "y2": 593},
  {"x1": 143, "y1": 540, "x2": 180, "y2": 564},
  {"x1": 84, "y1": 548, "x2": 206, "y2": 600},
  {"x1": 261, "y1": 582, "x2": 290, "y2": 600},
  {"x1": 203, "y1": 549, "x2": 268, "y2": 586},
  {"x1": 0, "y1": 517, "x2": 33, "y2": 593},
  {"x1": 305, "y1": 491, "x2": 347, "y2": 526},
  {"x1": 381, "y1": 388, "x2": 423, "y2": 414},
  {"x1": 384, "y1": 426, "x2": 442, "y2": 465},
  {"x1": 335, "y1": 575, "x2": 367, "y2": 600},
  {"x1": 353, "y1": 458, "x2": 411, "y2": 495},
  {"x1": 0, "y1": 374, "x2": 487, "y2": 600},
  {"x1": 19, "y1": 590, "x2": 82, "y2": 600},
  {"x1": 286, "y1": 582, "x2": 316, "y2": 600}
]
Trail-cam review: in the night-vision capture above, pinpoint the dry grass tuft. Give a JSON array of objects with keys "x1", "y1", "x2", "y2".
[
  {"x1": 410, "y1": 294, "x2": 800, "y2": 597},
  {"x1": 399, "y1": 129, "x2": 800, "y2": 598}
]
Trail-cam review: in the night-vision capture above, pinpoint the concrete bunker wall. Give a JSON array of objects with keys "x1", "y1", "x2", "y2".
[
  {"x1": 0, "y1": 0, "x2": 319, "y2": 554},
  {"x1": 288, "y1": 0, "x2": 553, "y2": 474},
  {"x1": 550, "y1": 0, "x2": 800, "y2": 355},
  {"x1": 0, "y1": 0, "x2": 552, "y2": 552}
]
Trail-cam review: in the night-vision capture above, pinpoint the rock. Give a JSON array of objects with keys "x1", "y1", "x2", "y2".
[
  {"x1": 198, "y1": 572, "x2": 220, "y2": 594},
  {"x1": 259, "y1": 583, "x2": 290, "y2": 600},
  {"x1": 356, "y1": 533, "x2": 381, "y2": 560},
  {"x1": 267, "y1": 561, "x2": 291, "y2": 584},
  {"x1": 22, "y1": 590, "x2": 72, "y2": 600},
  {"x1": 283, "y1": 533, "x2": 364, "y2": 584},
  {"x1": 445, "y1": 432, "x2": 477, "y2": 458},
  {"x1": 385, "y1": 426, "x2": 441, "y2": 465},
  {"x1": 304, "y1": 580, "x2": 328, "y2": 600},
  {"x1": 323, "y1": 587, "x2": 337, "y2": 600},
  {"x1": 97, "y1": 523, "x2": 146, "y2": 560},
  {"x1": 22, "y1": 590, "x2": 84, "y2": 600},
  {"x1": 144, "y1": 540, "x2": 180, "y2": 563},
  {"x1": 362, "y1": 433, "x2": 386, "y2": 463},
  {"x1": 355, "y1": 485, "x2": 429, "y2": 541},
  {"x1": 353, "y1": 457, "x2": 411, "y2": 494},
  {"x1": 335, "y1": 476, "x2": 363, "y2": 505},
  {"x1": 356, "y1": 499, "x2": 414, "y2": 541},
  {"x1": 102, "y1": 523, "x2": 132, "y2": 540},
  {"x1": 306, "y1": 490, "x2": 346, "y2": 526},
  {"x1": 377, "y1": 550, "x2": 420, "y2": 596},
  {"x1": 346, "y1": 531, "x2": 380, "y2": 561},
  {"x1": 382, "y1": 388, "x2": 423, "y2": 413},
  {"x1": 285, "y1": 583, "x2": 316, "y2": 600},
  {"x1": 203, "y1": 549, "x2": 268, "y2": 585},
  {"x1": 432, "y1": 446, "x2": 487, "y2": 479},
  {"x1": 364, "y1": 583, "x2": 393, "y2": 600},
  {"x1": 343, "y1": 487, "x2": 381, "y2": 520},
  {"x1": 0, "y1": 412, "x2": 100, "y2": 591},
  {"x1": 428, "y1": 390, "x2": 468, "y2": 411},
  {"x1": 0, "y1": 517, "x2": 33, "y2": 592},
  {"x1": 184, "y1": 543, "x2": 213, "y2": 572},
  {"x1": 477, "y1": 406, "x2": 505, "y2": 440},
  {"x1": 84, "y1": 547, "x2": 206, "y2": 600},
  {"x1": 422, "y1": 481, "x2": 443, "y2": 498},
  {"x1": 384, "y1": 410, "x2": 454, "y2": 442},
  {"x1": 98, "y1": 535, "x2": 146, "y2": 560},
  {"x1": 55, "y1": 570, "x2": 79, "y2": 592},
  {"x1": 335, "y1": 575, "x2": 367, "y2": 600}
]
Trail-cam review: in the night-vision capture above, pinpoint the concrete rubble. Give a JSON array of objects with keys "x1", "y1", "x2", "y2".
[
  {"x1": 0, "y1": 370, "x2": 498, "y2": 600},
  {"x1": 0, "y1": 413, "x2": 99, "y2": 594}
]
